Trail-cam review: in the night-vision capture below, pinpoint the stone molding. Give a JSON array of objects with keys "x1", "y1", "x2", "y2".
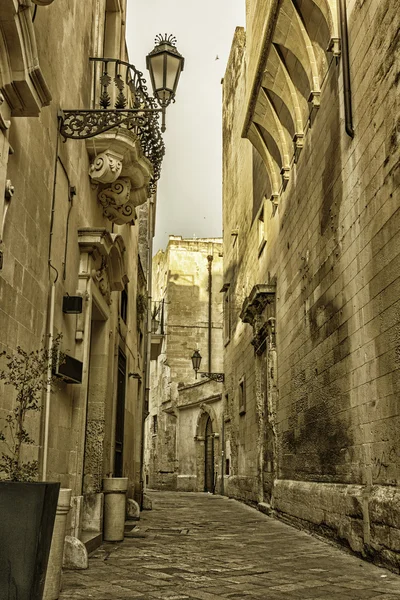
[
  {"x1": 0, "y1": 1, "x2": 52, "y2": 116},
  {"x1": 78, "y1": 228, "x2": 129, "y2": 305},
  {"x1": 240, "y1": 284, "x2": 276, "y2": 326},
  {"x1": 32, "y1": 0, "x2": 55, "y2": 4},
  {"x1": 86, "y1": 129, "x2": 153, "y2": 225},
  {"x1": 242, "y1": 0, "x2": 340, "y2": 202}
]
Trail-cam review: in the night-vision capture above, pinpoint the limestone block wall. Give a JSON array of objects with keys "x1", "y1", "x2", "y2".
[
  {"x1": 0, "y1": 0, "x2": 146, "y2": 535},
  {"x1": 223, "y1": 0, "x2": 400, "y2": 568}
]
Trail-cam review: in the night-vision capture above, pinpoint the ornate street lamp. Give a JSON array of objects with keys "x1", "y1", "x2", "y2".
[
  {"x1": 191, "y1": 349, "x2": 224, "y2": 383},
  {"x1": 58, "y1": 35, "x2": 184, "y2": 194},
  {"x1": 146, "y1": 34, "x2": 185, "y2": 133}
]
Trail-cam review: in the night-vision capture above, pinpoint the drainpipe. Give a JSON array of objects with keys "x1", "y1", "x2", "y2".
[
  {"x1": 140, "y1": 195, "x2": 154, "y2": 508},
  {"x1": 207, "y1": 254, "x2": 213, "y2": 372},
  {"x1": 339, "y1": 0, "x2": 354, "y2": 138},
  {"x1": 42, "y1": 122, "x2": 61, "y2": 481}
]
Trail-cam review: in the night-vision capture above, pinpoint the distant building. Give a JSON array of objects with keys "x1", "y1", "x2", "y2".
[
  {"x1": 146, "y1": 236, "x2": 224, "y2": 493},
  {"x1": 222, "y1": 0, "x2": 400, "y2": 569}
]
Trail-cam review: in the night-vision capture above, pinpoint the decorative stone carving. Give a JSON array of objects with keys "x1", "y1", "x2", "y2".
[
  {"x1": 92, "y1": 261, "x2": 111, "y2": 305},
  {"x1": 5, "y1": 179, "x2": 14, "y2": 200},
  {"x1": 89, "y1": 150, "x2": 123, "y2": 184},
  {"x1": 86, "y1": 129, "x2": 153, "y2": 225},
  {"x1": 98, "y1": 178, "x2": 138, "y2": 226},
  {"x1": 78, "y1": 229, "x2": 129, "y2": 306},
  {"x1": 240, "y1": 284, "x2": 276, "y2": 355}
]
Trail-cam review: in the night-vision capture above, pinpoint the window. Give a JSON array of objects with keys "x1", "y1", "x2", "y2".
[
  {"x1": 222, "y1": 284, "x2": 231, "y2": 345},
  {"x1": 258, "y1": 207, "x2": 266, "y2": 256},
  {"x1": 225, "y1": 458, "x2": 230, "y2": 475},
  {"x1": 152, "y1": 415, "x2": 158, "y2": 435},
  {"x1": 120, "y1": 286, "x2": 128, "y2": 323},
  {"x1": 239, "y1": 376, "x2": 246, "y2": 416}
]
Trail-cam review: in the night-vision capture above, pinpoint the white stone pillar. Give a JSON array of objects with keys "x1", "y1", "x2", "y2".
[
  {"x1": 43, "y1": 488, "x2": 72, "y2": 600},
  {"x1": 103, "y1": 478, "x2": 128, "y2": 542}
]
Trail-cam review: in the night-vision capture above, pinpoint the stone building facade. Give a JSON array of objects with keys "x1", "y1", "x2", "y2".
[
  {"x1": 222, "y1": 1, "x2": 400, "y2": 569},
  {"x1": 145, "y1": 236, "x2": 224, "y2": 493},
  {"x1": 0, "y1": 0, "x2": 159, "y2": 556}
]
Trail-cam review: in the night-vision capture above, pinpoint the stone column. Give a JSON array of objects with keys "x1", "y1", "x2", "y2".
[{"x1": 103, "y1": 477, "x2": 128, "y2": 542}]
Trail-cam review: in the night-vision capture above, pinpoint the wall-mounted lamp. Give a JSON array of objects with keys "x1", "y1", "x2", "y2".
[
  {"x1": 62, "y1": 295, "x2": 83, "y2": 314},
  {"x1": 191, "y1": 349, "x2": 224, "y2": 383},
  {"x1": 146, "y1": 34, "x2": 185, "y2": 132}
]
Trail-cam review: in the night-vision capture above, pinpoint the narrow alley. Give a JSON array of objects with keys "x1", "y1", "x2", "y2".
[{"x1": 59, "y1": 491, "x2": 400, "y2": 600}]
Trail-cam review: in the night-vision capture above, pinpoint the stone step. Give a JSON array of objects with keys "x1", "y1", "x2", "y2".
[{"x1": 81, "y1": 531, "x2": 102, "y2": 555}]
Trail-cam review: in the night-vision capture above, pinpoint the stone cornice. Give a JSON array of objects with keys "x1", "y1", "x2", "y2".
[
  {"x1": 240, "y1": 284, "x2": 276, "y2": 326},
  {"x1": 0, "y1": 1, "x2": 52, "y2": 116}
]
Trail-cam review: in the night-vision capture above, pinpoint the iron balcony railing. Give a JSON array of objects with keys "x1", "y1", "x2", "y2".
[
  {"x1": 151, "y1": 299, "x2": 165, "y2": 335},
  {"x1": 59, "y1": 58, "x2": 165, "y2": 194}
]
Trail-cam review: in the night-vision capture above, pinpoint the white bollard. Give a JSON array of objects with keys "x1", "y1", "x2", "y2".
[
  {"x1": 102, "y1": 478, "x2": 128, "y2": 542},
  {"x1": 43, "y1": 488, "x2": 72, "y2": 599}
]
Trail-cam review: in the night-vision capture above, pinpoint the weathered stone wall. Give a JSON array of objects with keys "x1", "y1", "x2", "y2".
[
  {"x1": 0, "y1": 0, "x2": 146, "y2": 537},
  {"x1": 223, "y1": 0, "x2": 400, "y2": 568}
]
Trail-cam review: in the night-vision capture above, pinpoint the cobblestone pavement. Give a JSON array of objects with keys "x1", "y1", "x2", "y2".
[{"x1": 60, "y1": 491, "x2": 400, "y2": 599}]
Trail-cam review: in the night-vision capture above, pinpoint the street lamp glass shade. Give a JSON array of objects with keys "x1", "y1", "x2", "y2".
[
  {"x1": 146, "y1": 34, "x2": 184, "y2": 108},
  {"x1": 191, "y1": 350, "x2": 202, "y2": 372}
]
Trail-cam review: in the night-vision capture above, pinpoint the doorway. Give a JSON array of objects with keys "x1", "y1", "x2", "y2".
[
  {"x1": 204, "y1": 416, "x2": 214, "y2": 492},
  {"x1": 114, "y1": 349, "x2": 126, "y2": 477}
]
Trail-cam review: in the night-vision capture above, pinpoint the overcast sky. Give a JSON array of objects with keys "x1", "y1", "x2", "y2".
[{"x1": 126, "y1": 0, "x2": 245, "y2": 253}]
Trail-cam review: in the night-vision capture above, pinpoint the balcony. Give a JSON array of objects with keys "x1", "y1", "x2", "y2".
[
  {"x1": 59, "y1": 58, "x2": 165, "y2": 223},
  {"x1": 150, "y1": 300, "x2": 165, "y2": 361}
]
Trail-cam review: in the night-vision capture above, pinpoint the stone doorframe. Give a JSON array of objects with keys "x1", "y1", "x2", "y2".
[
  {"x1": 194, "y1": 403, "x2": 220, "y2": 493},
  {"x1": 72, "y1": 228, "x2": 128, "y2": 534}
]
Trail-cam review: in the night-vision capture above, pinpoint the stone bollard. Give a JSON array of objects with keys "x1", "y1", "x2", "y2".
[
  {"x1": 43, "y1": 488, "x2": 72, "y2": 600},
  {"x1": 102, "y1": 478, "x2": 128, "y2": 542}
]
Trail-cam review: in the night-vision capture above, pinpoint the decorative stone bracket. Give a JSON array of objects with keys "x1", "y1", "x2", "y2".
[
  {"x1": 86, "y1": 129, "x2": 153, "y2": 226},
  {"x1": 78, "y1": 228, "x2": 129, "y2": 306},
  {"x1": 240, "y1": 284, "x2": 276, "y2": 355}
]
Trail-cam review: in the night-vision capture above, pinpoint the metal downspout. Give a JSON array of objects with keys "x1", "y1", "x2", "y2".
[
  {"x1": 207, "y1": 254, "x2": 213, "y2": 372},
  {"x1": 42, "y1": 122, "x2": 61, "y2": 481},
  {"x1": 339, "y1": 0, "x2": 354, "y2": 138},
  {"x1": 140, "y1": 195, "x2": 154, "y2": 508}
]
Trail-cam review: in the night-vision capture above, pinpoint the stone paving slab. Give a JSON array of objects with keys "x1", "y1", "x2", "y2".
[{"x1": 59, "y1": 491, "x2": 400, "y2": 599}]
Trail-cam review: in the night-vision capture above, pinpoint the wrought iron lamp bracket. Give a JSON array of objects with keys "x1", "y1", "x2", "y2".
[{"x1": 199, "y1": 372, "x2": 225, "y2": 383}]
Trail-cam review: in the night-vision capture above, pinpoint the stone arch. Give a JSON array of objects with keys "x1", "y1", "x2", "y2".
[
  {"x1": 78, "y1": 229, "x2": 129, "y2": 306},
  {"x1": 273, "y1": 0, "x2": 321, "y2": 99},
  {"x1": 108, "y1": 235, "x2": 128, "y2": 292},
  {"x1": 195, "y1": 403, "x2": 219, "y2": 440},
  {"x1": 247, "y1": 123, "x2": 281, "y2": 204},
  {"x1": 263, "y1": 44, "x2": 308, "y2": 137},
  {"x1": 194, "y1": 403, "x2": 221, "y2": 493},
  {"x1": 253, "y1": 88, "x2": 292, "y2": 179}
]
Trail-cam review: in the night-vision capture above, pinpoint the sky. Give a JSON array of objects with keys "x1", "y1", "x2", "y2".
[{"x1": 126, "y1": 0, "x2": 246, "y2": 253}]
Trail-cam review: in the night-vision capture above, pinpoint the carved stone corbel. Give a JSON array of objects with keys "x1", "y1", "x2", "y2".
[
  {"x1": 89, "y1": 150, "x2": 123, "y2": 184},
  {"x1": 86, "y1": 130, "x2": 153, "y2": 225},
  {"x1": 98, "y1": 178, "x2": 137, "y2": 226}
]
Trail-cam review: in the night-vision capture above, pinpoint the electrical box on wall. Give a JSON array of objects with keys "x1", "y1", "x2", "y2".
[{"x1": 54, "y1": 350, "x2": 83, "y2": 384}]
